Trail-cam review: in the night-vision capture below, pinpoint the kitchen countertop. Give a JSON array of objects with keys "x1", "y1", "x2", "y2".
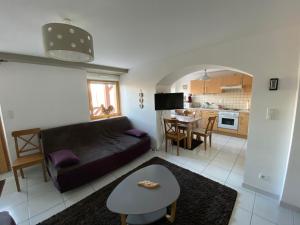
[{"x1": 186, "y1": 107, "x2": 250, "y2": 113}]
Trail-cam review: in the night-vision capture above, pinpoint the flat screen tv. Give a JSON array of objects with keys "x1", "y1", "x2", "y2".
[{"x1": 155, "y1": 93, "x2": 184, "y2": 110}]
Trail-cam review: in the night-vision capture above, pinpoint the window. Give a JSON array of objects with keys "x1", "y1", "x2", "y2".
[{"x1": 87, "y1": 80, "x2": 121, "y2": 120}]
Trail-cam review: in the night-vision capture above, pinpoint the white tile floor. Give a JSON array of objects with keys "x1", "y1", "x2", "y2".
[{"x1": 0, "y1": 134, "x2": 299, "y2": 225}]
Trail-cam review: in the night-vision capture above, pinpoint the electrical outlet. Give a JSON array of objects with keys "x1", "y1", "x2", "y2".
[{"x1": 258, "y1": 173, "x2": 270, "y2": 181}]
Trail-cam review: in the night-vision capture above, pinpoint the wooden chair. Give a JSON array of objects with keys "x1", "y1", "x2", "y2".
[
  {"x1": 11, "y1": 128, "x2": 47, "y2": 191},
  {"x1": 164, "y1": 119, "x2": 187, "y2": 156},
  {"x1": 192, "y1": 116, "x2": 217, "y2": 151},
  {"x1": 178, "y1": 110, "x2": 196, "y2": 133}
]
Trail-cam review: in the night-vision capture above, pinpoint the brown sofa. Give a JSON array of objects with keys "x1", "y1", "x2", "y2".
[{"x1": 41, "y1": 116, "x2": 151, "y2": 192}]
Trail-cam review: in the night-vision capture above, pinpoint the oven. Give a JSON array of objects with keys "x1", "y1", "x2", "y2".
[{"x1": 218, "y1": 111, "x2": 239, "y2": 130}]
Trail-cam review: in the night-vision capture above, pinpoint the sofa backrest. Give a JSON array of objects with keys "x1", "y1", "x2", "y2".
[{"x1": 41, "y1": 116, "x2": 133, "y2": 154}]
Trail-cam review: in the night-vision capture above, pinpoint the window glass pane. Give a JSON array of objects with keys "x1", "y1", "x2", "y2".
[{"x1": 88, "y1": 80, "x2": 119, "y2": 118}]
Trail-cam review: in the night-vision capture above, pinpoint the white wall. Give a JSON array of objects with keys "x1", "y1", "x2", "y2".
[
  {"x1": 281, "y1": 72, "x2": 300, "y2": 207},
  {"x1": 0, "y1": 63, "x2": 91, "y2": 162},
  {"x1": 121, "y1": 26, "x2": 300, "y2": 202}
]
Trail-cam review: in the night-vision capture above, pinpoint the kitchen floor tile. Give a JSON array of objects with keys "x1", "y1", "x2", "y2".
[
  {"x1": 4, "y1": 201, "x2": 29, "y2": 224},
  {"x1": 226, "y1": 172, "x2": 244, "y2": 187},
  {"x1": 202, "y1": 164, "x2": 231, "y2": 183},
  {"x1": 29, "y1": 203, "x2": 65, "y2": 225},
  {"x1": 229, "y1": 207, "x2": 252, "y2": 225},
  {"x1": 28, "y1": 191, "x2": 64, "y2": 217},
  {"x1": 253, "y1": 194, "x2": 293, "y2": 225},
  {"x1": 251, "y1": 215, "x2": 277, "y2": 225},
  {"x1": 293, "y1": 211, "x2": 300, "y2": 225},
  {"x1": 62, "y1": 184, "x2": 94, "y2": 202}
]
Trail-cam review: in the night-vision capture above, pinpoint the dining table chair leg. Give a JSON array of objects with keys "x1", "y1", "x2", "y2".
[
  {"x1": 165, "y1": 139, "x2": 168, "y2": 152},
  {"x1": 176, "y1": 140, "x2": 179, "y2": 156},
  {"x1": 20, "y1": 168, "x2": 25, "y2": 179},
  {"x1": 13, "y1": 168, "x2": 21, "y2": 192},
  {"x1": 42, "y1": 161, "x2": 48, "y2": 182},
  {"x1": 204, "y1": 136, "x2": 207, "y2": 151},
  {"x1": 209, "y1": 134, "x2": 212, "y2": 147}
]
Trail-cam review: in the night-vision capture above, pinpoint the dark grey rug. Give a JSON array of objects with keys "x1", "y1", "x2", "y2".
[
  {"x1": 172, "y1": 138, "x2": 203, "y2": 150},
  {"x1": 39, "y1": 157, "x2": 237, "y2": 225}
]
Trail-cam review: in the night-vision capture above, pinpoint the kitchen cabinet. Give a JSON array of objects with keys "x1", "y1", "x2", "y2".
[
  {"x1": 238, "y1": 112, "x2": 249, "y2": 136},
  {"x1": 221, "y1": 74, "x2": 242, "y2": 86},
  {"x1": 205, "y1": 77, "x2": 222, "y2": 94},
  {"x1": 190, "y1": 78, "x2": 222, "y2": 95},
  {"x1": 242, "y1": 75, "x2": 253, "y2": 92},
  {"x1": 217, "y1": 127, "x2": 238, "y2": 134},
  {"x1": 201, "y1": 110, "x2": 218, "y2": 131},
  {"x1": 190, "y1": 80, "x2": 205, "y2": 94}
]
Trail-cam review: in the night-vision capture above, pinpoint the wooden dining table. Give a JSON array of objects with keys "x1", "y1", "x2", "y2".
[{"x1": 165, "y1": 115, "x2": 201, "y2": 149}]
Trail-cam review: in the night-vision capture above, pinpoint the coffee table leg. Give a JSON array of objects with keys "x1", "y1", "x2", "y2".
[
  {"x1": 120, "y1": 214, "x2": 127, "y2": 225},
  {"x1": 166, "y1": 201, "x2": 177, "y2": 223}
]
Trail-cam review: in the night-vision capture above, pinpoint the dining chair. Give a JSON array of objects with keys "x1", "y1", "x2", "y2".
[
  {"x1": 163, "y1": 119, "x2": 187, "y2": 156},
  {"x1": 175, "y1": 109, "x2": 184, "y2": 115},
  {"x1": 178, "y1": 110, "x2": 196, "y2": 133},
  {"x1": 11, "y1": 128, "x2": 47, "y2": 191},
  {"x1": 192, "y1": 116, "x2": 217, "y2": 150}
]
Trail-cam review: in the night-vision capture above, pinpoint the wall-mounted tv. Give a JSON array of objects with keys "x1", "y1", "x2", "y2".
[{"x1": 154, "y1": 93, "x2": 184, "y2": 110}]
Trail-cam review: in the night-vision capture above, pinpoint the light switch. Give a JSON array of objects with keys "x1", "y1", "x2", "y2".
[{"x1": 266, "y1": 108, "x2": 276, "y2": 120}]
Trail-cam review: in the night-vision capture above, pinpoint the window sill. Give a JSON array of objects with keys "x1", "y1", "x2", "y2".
[{"x1": 90, "y1": 114, "x2": 123, "y2": 121}]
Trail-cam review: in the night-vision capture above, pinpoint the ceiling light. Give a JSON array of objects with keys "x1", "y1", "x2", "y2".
[
  {"x1": 42, "y1": 19, "x2": 94, "y2": 62},
  {"x1": 202, "y1": 69, "x2": 210, "y2": 80}
]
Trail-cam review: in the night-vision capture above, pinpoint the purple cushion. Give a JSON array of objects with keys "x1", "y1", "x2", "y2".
[
  {"x1": 48, "y1": 149, "x2": 80, "y2": 168},
  {"x1": 0, "y1": 211, "x2": 16, "y2": 225},
  {"x1": 125, "y1": 128, "x2": 147, "y2": 138}
]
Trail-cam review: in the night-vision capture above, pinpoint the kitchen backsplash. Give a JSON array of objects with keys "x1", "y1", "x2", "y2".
[{"x1": 192, "y1": 89, "x2": 251, "y2": 110}]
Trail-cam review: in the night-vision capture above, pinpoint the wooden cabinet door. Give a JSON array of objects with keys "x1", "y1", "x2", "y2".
[
  {"x1": 222, "y1": 74, "x2": 242, "y2": 86},
  {"x1": 242, "y1": 75, "x2": 253, "y2": 92},
  {"x1": 0, "y1": 118, "x2": 9, "y2": 173},
  {"x1": 200, "y1": 110, "x2": 218, "y2": 131},
  {"x1": 205, "y1": 77, "x2": 222, "y2": 94},
  {"x1": 190, "y1": 80, "x2": 205, "y2": 94},
  {"x1": 200, "y1": 111, "x2": 209, "y2": 129},
  {"x1": 238, "y1": 112, "x2": 249, "y2": 136}
]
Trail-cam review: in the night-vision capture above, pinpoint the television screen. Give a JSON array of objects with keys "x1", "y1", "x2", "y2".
[{"x1": 154, "y1": 93, "x2": 184, "y2": 110}]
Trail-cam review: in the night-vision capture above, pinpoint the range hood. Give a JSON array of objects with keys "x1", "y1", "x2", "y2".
[{"x1": 220, "y1": 84, "x2": 243, "y2": 90}]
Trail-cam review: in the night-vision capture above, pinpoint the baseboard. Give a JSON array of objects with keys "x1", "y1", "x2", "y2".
[
  {"x1": 214, "y1": 130, "x2": 247, "y2": 139},
  {"x1": 280, "y1": 201, "x2": 300, "y2": 212},
  {"x1": 242, "y1": 182, "x2": 280, "y2": 199}
]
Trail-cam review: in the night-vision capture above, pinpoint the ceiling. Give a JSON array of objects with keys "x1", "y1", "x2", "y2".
[{"x1": 1, "y1": 0, "x2": 300, "y2": 69}]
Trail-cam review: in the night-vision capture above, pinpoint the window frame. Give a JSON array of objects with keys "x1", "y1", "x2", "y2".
[{"x1": 87, "y1": 79, "x2": 121, "y2": 120}]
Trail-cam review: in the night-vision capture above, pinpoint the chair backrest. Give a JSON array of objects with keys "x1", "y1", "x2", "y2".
[
  {"x1": 183, "y1": 110, "x2": 196, "y2": 117},
  {"x1": 175, "y1": 109, "x2": 184, "y2": 115},
  {"x1": 12, "y1": 128, "x2": 42, "y2": 158},
  {"x1": 163, "y1": 119, "x2": 180, "y2": 138},
  {"x1": 205, "y1": 116, "x2": 217, "y2": 134}
]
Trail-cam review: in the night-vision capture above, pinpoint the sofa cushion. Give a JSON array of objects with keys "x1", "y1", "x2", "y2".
[
  {"x1": 48, "y1": 149, "x2": 80, "y2": 168},
  {"x1": 125, "y1": 128, "x2": 147, "y2": 138}
]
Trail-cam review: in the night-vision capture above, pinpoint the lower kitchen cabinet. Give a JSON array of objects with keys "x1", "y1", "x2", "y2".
[
  {"x1": 238, "y1": 112, "x2": 249, "y2": 136},
  {"x1": 201, "y1": 110, "x2": 218, "y2": 131},
  {"x1": 188, "y1": 109, "x2": 249, "y2": 138}
]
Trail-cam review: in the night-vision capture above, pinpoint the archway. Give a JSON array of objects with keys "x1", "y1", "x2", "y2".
[
  {"x1": 155, "y1": 64, "x2": 254, "y2": 185},
  {"x1": 155, "y1": 64, "x2": 254, "y2": 146}
]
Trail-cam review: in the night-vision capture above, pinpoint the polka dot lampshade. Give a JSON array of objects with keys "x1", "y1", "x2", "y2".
[{"x1": 42, "y1": 23, "x2": 94, "y2": 62}]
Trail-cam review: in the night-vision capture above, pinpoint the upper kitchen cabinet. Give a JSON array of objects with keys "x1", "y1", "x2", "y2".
[
  {"x1": 221, "y1": 73, "x2": 242, "y2": 86},
  {"x1": 190, "y1": 80, "x2": 205, "y2": 94},
  {"x1": 242, "y1": 75, "x2": 253, "y2": 92},
  {"x1": 205, "y1": 77, "x2": 222, "y2": 94}
]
